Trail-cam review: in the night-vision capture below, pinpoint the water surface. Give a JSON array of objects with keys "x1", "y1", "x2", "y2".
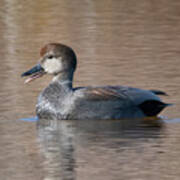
[{"x1": 0, "y1": 0, "x2": 180, "y2": 179}]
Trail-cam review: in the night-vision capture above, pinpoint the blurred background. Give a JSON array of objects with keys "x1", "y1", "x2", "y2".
[{"x1": 0, "y1": 0, "x2": 180, "y2": 180}]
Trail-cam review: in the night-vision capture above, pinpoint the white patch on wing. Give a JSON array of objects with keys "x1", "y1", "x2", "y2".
[{"x1": 43, "y1": 57, "x2": 62, "y2": 74}]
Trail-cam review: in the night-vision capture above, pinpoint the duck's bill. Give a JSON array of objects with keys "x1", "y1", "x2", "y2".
[{"x1": 21, "y1": 64, "x2": 45, "y2": 84}]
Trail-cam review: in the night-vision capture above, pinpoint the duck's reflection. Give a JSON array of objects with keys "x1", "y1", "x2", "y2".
[
  {"x1": 37, "y1": 119, "x2": 76, "y2": 180},
  {"x1": 37, "y1": 118, "x2": 163, "y2": 180}
]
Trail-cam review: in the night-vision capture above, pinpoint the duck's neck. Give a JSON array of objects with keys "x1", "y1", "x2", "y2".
[{"x1": 52, "y1": 71, "x2": 74, "y2": 89}]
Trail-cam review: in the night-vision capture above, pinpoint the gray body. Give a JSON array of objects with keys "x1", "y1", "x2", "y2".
[{"x1": 36, "y1": 81, "x2": 162, "y2": 120}]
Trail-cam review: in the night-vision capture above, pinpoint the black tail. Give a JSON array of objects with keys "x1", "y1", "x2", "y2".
[{"x1": 139, "y1": 100, "x2": 171, "y2": 117}]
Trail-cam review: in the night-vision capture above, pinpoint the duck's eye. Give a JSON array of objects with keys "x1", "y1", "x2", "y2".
[{"x1": 48, "y1": 55, "x2": 54, "y2": 59}]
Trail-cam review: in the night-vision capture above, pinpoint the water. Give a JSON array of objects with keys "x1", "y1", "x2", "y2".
[{"x1": 0, "y1": 0, "x2": 180, "y2": 179}]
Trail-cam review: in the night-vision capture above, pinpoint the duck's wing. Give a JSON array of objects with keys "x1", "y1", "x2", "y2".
[
  {"x1": 77, "y1": 86, "x2": 161, "y2": 104},
  {"x1": 82, "y1": 86, "x2": 127, "y2": 101},
  {"x1": 75, "y1": 86, "x2": 169, "y2": 117},
  {"x1": 149, "y1": 89, "x2": 168, "y2": 96}
]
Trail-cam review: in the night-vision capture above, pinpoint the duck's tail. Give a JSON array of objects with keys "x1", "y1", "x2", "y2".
[{"x1": 138, "y1": 100, "x2": 172, "y2": 117}]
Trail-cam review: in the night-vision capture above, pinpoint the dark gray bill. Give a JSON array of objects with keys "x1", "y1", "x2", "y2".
[{"x1": 21, "y1": 64, "x2": 45, "y2": 83}]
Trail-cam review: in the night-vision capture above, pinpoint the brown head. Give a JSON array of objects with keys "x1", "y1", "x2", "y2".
[{"x1": 21, "y1": 43, "x2": 77, "y2": 83}]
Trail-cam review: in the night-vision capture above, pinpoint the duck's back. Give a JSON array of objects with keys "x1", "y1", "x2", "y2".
[{"x1": 69, "y1": 85, "x2": 167, "y2": 120}]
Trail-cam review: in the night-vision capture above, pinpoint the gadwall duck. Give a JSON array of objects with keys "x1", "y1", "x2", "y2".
[{"x1": 21, "y1": 43, "x2": 170, "y2": 120}]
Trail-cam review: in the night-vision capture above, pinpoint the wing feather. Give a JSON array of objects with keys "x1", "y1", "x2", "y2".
[
  {"x1": 80, "y1": 86, "x2": 128, "y2": 101},
  {"x1": 76, "y1": 85, "x2": 161, "y2": 105}
]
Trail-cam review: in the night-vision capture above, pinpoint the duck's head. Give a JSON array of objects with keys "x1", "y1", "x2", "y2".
[{"x1": 21, "y1": 43, "x2": 77, "y2": 83}]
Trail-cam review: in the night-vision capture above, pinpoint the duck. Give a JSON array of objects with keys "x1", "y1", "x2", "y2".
[{"x1": 21, "y1": 43, "x2": 170, "y2": 120}]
